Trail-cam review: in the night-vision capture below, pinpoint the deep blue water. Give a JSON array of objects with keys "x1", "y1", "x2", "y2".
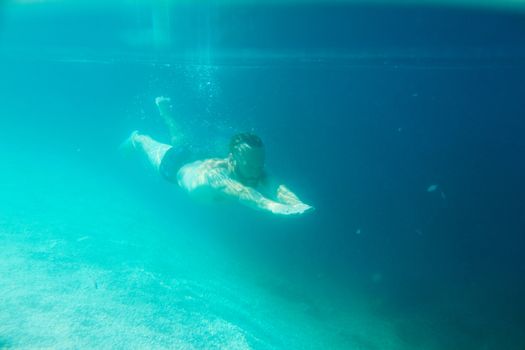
[{"x1": 1, "y1": 1, "x2": 525, "y2": 349}]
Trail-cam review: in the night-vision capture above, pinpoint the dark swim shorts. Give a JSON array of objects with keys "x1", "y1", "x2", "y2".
[{"x1": 159, "y1": 146, "x2": 193, "y2": 183}]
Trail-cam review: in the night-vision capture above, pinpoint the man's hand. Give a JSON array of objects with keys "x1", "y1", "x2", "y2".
[
  {"x1": 277, "y1": 185, "x2": 302, "y2": 205},
  {"x1": 267, "y1": 201, "x2": 314, "y2": 216},
  {"x1": 274, "y1": 185, "x2": 314, "y2": 215}
]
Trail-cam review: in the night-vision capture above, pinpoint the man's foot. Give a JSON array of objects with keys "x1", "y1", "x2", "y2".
[
  {"x1": 119, "y1": 130, "x2": 140, "y2": 155},
  {"x1": 155, "y1": 96, "x2": 172, "y2": 116}
]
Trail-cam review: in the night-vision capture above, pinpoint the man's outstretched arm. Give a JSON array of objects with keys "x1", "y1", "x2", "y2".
[{"x1": 211, "y1": 176, "x2": 312, "y2": 216}]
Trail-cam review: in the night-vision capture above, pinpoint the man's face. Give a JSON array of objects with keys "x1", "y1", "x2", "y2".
[{"x1": 232, "y1": 144, "x2": 265, "y2": 182}]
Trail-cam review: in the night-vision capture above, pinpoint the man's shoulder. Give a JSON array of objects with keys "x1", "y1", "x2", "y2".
[
  {"x1": 180, "y1": 157, "x2": 228, "y2": 172},
  {"x1": 201, "y1": 157, "x2": 230, "y2": 168},
  {"x1": 177, "y1": 157, "x2": 232, "y2": 190}
]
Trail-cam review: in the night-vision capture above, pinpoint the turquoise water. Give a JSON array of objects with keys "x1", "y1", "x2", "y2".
[
  {"x1": 2, "y1": 1, "x2": 525, "y2": 349},
  {"x1": 0, "y1": 142, "x2": 400, "y2": 349}
]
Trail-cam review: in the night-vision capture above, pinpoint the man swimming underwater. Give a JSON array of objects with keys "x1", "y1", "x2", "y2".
[{"x1": 123, "y1": 97, "x2": 313, "y2": 216}]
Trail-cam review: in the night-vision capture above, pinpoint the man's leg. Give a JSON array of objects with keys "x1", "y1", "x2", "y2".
[
  {"x1": 155, "y1": 96, "x2": 184, "y2": 146},
  {"x1": 128, "y1": 131, "x2": 172, "y2": 172}
]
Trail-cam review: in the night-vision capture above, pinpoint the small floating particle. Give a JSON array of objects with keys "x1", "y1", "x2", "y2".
[
  {"x1": 427, "y1": 184, "x2": 438, "y2": 192},
  {"x1": 356, "y1": 228, "x2": 362, "y2": 235},
  {"x1": 427, "y1": 184, "x2": 447, "y2": 200}
]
